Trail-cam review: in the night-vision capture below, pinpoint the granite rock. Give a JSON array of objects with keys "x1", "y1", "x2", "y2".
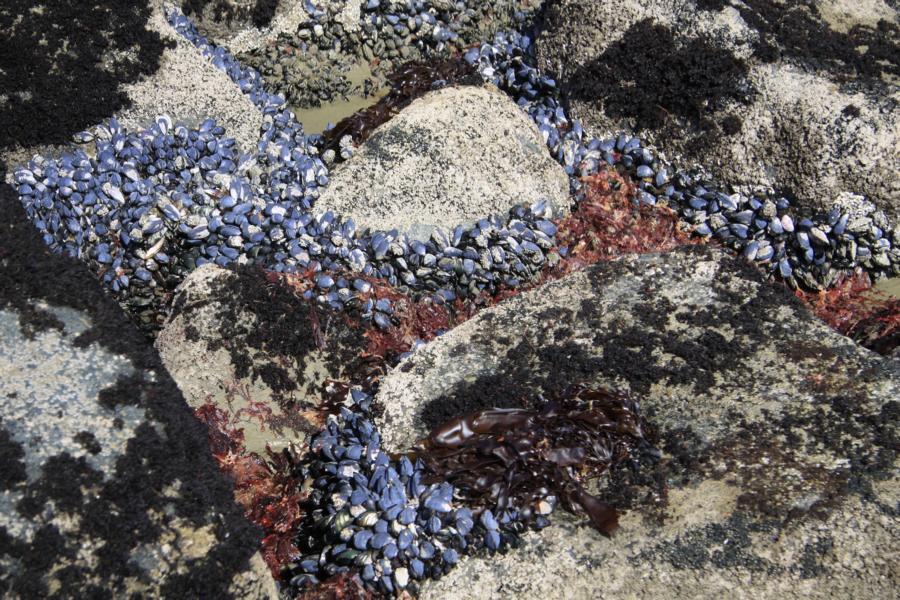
[
  {"x1": 316, "y1": 84, "x2": 571, "y2": 241},
  {"x1": 155, "y1": 264, "x2": 369, "y2": 454},
  {"x1": 375, "y1": 246, "x2": 899, "y2": 599},
  {"x1": 0, "y1": 184, "x2": 276, "y2": 598},
  {"x1": 116, "y1": 0, "x2": 264, "y2": 154},
  {"x1": 535, "y1": 0, "x2": 900, "y2": 220}
]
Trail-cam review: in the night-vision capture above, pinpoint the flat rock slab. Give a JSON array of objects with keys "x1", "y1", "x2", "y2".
[
  {"x1": 423, "y1": 481, "x2": 898, "y2": 600},
  {"x1": 0, "y1": 185, "x2": 275, "y2": 598},
  {"x1": 156, "y1": 264, "x2": 369, "y2": 455},
  {"x1": 535, "y1": 0, "x2": 900, "y2": 220},
  {"x1": 317, "y1": 85, "x2": 571, "y2": 241},
  {"x1": 377, "y1": 246, "x2": 899, "y2": 598}
]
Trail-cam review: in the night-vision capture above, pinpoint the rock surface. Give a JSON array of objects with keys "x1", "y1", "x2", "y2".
[
  {"x1": 316, "y1": 85, "x2": 571, "y2": 240},
  {"x1": 191, "y1": 0, "x2": 314, "y2": 54},
  {"x1": 0, "y1": 184, "x2": 276, "y2": 598},
  {"x1": 1, "y1": 0, "x2": 263, "y2": 173},
  {"x1": 535, "y1": 0, "x2": 900, "y2": 220},
  {"x1": 423, "y1": 482, "x2": 898, "y2": 600},
  {"x1": 116, "y1": 0, "x2": 264, "y2": 154},
  {"x1": 156, "y1": 264, "x2": 368, "y2": 454},
  {"x1": 0, "y1": 0, "x2": 169, "y2": 152},
  {"x1": 375, "y1": 246, "x2": 899, "y2": 598}
]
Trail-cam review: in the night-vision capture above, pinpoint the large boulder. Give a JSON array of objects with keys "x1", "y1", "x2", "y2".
[
  {"x1": 155, "y1": 264, "x2": 369, "y2": 455},
  {"x1": 535, "y1": 0, "x2": 900, "y2": 220},
  {"x1": 375, "y1": 246, "x2": 899, "y2": 598},
  {"x1": 0, "y1": 185, "x2": 276, "y2": 598},
  {"x1": 316, "y1": 84, "x2": 571, "y2": 241},
  {"x1": 0, "y1": 0, "x2": 168, "y2": 152}
]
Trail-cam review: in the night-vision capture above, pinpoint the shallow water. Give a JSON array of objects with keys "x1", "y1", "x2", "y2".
[
  {"x1": 871, "y1": 276, "x2": 900, "y2": 299},
  {"x1": 290, "y1": 64, "x2": 387, "y2": 134}
]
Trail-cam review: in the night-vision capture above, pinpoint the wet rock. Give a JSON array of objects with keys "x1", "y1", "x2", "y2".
[
  {"x1": 181, "y1": 0, "x2": 282, "y2": 42},
  {"x1": 155, "y1": 264, "x2": 369, "y2": 454},
  {"x1": 0, "y1": 185, "x2": 275, "y2": 598},
  {"x1": 535, "y1": 0, "x2": 900, "y2": 220},
  {"x1": 377, "y1": 246, "x2": 899, "y2": 598},
  {"x1": 316, "y1": 85, "x2": 571, "y2": 241}
]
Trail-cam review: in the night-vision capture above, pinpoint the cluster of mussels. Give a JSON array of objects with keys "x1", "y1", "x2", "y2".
[
  {"x1": 461, "y1": 31, "x2": 900, "y2": 289},
  {"x1": 287, "y1": 384, "x2": 651, "y2": 597},
  {"x1": 13, "y1": 4, "x2": 898, "y2": 335},
  {"x1": 288, "y1": 388, "x2": 496, "y2": 595},
  {"x1": 238, "y1": 0, "x2": 540, "y2": 109},
  {"x1": 12, "y1": 7, "x2": 549, "y2": 329}
]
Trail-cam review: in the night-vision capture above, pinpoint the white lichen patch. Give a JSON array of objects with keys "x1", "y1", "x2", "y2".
[{"x1": 0, "y1": 307, "x2": 146, "y2": 483}]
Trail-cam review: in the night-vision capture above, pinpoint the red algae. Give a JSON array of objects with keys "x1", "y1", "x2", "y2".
[
  {"x1": 194, "y1": 402, "x2": 308, "y2": 575},
  {"x1": 554, "y1": 170, "x2": 698, "y2": 266},
  {"x1": 176, "y1": 169, "x2": 719, "y2": 600},
  {"x1": 194, "y1": 169, "x2": 701, "y2": 582},
  {"x1": 795, "y1": 272, "x2": 900, "y2": 356}
]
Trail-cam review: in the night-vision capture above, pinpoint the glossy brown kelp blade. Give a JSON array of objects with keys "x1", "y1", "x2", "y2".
[{"x1": 411, "y1": 387, "x2": 654, "y2": 536}]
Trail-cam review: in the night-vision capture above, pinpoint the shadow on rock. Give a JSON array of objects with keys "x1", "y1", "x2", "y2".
[
  {"x1": 0, "y1": 0, "x2": 170, "y2": 149},
  {"x1": 729, "y1": 0, "x2": 899, "y2": 83},
  {"x1": 566, "y1": 19, "x2": 755, "y2": 134},
  {"x1": 182, "y1": 0, "x2": 280, "y2": 34}
]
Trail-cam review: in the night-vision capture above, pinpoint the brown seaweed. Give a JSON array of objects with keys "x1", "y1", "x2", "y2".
[{"x1": 410, "y1": 386, "x2": 656, "y2": 536}]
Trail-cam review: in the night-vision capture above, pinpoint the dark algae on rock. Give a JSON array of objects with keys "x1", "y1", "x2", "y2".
[
  {"x1": 731, "y1": 0, "x2": 900, "y2": 82},
  {"x1": 0, "y1": 183, "x2": 265, "y2": 597},
  {"x1": 567, "y1": 19, "x2": 754, "y2": 132},
  {"x1": 182, "y1": 0, "x2": 279, "y2": 30},
  {"x1": 169, "y1": 264, "x2": 368, "y2": 413},
  {"x1": 0, "y1": 0, "x2": 170, "y2": 149}
]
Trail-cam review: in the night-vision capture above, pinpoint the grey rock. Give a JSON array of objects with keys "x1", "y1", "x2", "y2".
[
  {"x1": 0, "y1": 0, "x2": 264, "y2": 173},
  {"x1": 535, "y1": 0, "x2": 900, "y2": 221},
  {"x1": 317, "y1": 85, "x2": 571, "y2": 241},
  {"x1": 156, "y1": 264, "x2": 369, "y2": 454},
  {"x1": 424, "y1": 488, "x2": 898, "y2": 600},
  {"x1": 116, "y1": 1, "x2": 264, "y2": 154},
  {"x1": 181, "y1": 0, "x2": 305, "y2": 51},
  {"x1": 117, "y1": 2, "x2": 263, "y2": 152},
  {"x1": 0, "y1": 188, "x2": 275, "y2": 598},
  {"x1": 376, "y1": 246, "x2": 899, "y2": 599}
]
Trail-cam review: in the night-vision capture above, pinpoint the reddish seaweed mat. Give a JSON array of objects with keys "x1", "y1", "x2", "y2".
[{"x1": 795, "y1": 272, "x2": 900, "y2": 356}]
